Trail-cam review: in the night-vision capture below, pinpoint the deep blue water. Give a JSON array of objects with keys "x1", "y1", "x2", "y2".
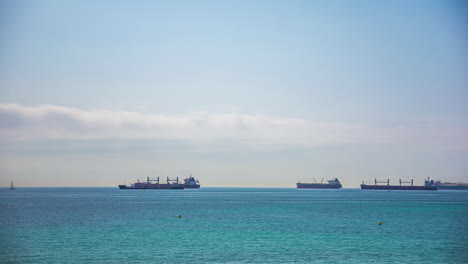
[{"x1": 1, "y1": 187, "x2": 467, "y2": 263}]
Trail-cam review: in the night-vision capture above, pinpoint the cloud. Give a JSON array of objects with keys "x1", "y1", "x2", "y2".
[{"x1": 0, "y1": 104, "x2": 466, "y2": 151}]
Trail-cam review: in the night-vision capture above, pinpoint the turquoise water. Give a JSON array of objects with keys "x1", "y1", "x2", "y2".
[{"x1": 1, "y1": 188, "x2": 467, "y2": 263}]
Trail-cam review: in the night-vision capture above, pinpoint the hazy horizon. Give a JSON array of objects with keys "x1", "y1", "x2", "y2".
[{"x1": 1, "y1": 0, "x2": 467, "y2": 188}]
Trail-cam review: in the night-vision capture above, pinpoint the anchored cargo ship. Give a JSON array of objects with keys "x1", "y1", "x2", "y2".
[
  {"x1": 119, "y1": 177, "x2": 184, "y2": 189},
  {"x1": 297, "y1": 178, "x2": 342, "y2": 189},
  {"x1": 360, "y1": 178, "x2": 437, "y2": 191},
  {"x1": 181, "y1": 175, "x2": 200, "y2": 189},
  {"x1": 435, "y1": 181, "x2": 468, "y2": 190}
]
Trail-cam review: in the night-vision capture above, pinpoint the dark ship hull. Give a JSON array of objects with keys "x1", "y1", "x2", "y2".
[
  {"x1": 297, "y1": 178, "x2": 342, "y2": 189},
  {"x1": 118, "y1": 184, "x2": 183, "y2": 190},
  {"x1": 360, "y1": 178, "x2": 437, "y2": 191},
  {"x1": 360, "y1": 184, "x2": 436, "y2": 191},
  {"x1": 182, "y1": 184, "x2": 200, "y2": 189},
  {"x1": 296, "y1": 183, "x2": 342, "y2": 189},
  {"x1": 119, "y1": 176, "x2": 184, "y2": 190},
  {"x1": 119, "y1": 175, "x2": 201, "y2": 190}
]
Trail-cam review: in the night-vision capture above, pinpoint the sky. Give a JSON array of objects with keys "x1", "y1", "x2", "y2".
[{"x1": 0, "y1": 0, "x2": 467, "y2": 187}]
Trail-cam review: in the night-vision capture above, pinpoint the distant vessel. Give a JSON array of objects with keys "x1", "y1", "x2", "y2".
[
  {"x1": 181, "y1": 175, "x2": 200, "y2": 189},
  {"x1": 360, "y1": 178, "x2": 437, "y2": 191},
  {"x1": 435, "y1": 181, "x2": 468, "y2": 190},
  {"x1": 297, "y1": 178, "x2": 342, "y2": 189},
  {"x1": 119, "y1": 177, "x2": 184, "y2": 189},
  {"x1": 10, "y1": 181, "x2": 15, "y2": 190}
]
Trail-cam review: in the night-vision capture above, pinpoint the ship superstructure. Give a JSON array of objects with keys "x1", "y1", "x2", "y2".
[{"x1": 181, "y1": 175, "x2": 200, "y2": 189}]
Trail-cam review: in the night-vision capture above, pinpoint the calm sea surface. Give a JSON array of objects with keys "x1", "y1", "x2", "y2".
[{"x1": 1, "y1": 187, "x2": 467, "y2": 264}]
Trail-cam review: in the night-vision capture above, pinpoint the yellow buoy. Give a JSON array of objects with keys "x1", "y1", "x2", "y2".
[
  {"x1": 178, "y1": 214, "x2": 182, "y2": 218},
  {"x1": 378, "y1": 221, "x2": 382, "y2": 225}
]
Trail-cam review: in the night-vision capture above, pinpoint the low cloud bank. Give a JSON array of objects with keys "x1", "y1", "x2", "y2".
[{"x1": 0, "y1": 104, "x2": 466, "y2": 150}]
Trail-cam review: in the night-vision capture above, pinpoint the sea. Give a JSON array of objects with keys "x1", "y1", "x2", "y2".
[{"x1": 1, "y1": 187, "x2": 467, "y2": 264}]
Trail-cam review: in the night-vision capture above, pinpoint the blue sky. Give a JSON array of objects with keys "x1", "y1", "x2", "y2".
[{"x1": 1, "y1": 0, "x2": 467, "y2": 187}]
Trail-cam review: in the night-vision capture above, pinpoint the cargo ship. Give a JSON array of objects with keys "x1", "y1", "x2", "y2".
[
  {"x1": 297, "y1": 178, "x2": 342, "y2": 189},
  {"x1": 435, "y1": 181, "x2": 468, "y2": 190},
  {"x1": 181, "y1": 175, "x2": 200, "y2": 189},
  {"x1": 360, "y1": 178, "x2": 437, "y2": 191},
  {"x1": 119, "y1": 177, "x2": 184, "y2": 189}
]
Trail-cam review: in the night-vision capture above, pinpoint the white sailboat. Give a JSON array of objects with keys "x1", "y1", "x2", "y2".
[{"x1": 10, "y1": 181, "x2": 15, "y2": 190}]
